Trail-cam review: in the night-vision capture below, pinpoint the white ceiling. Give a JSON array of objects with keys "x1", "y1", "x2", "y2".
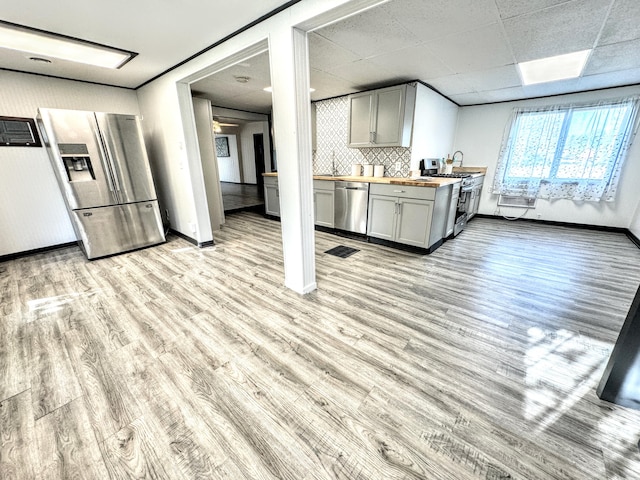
[
  {"x1": 0, "y1": 0, "x2": 292, "y2": 88},
  {"x1": 4, "y1": 0, "x2": 640, "y2": 111}
]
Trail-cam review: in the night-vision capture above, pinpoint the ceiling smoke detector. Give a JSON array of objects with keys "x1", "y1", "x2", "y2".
[{"x1": 234, "y1": 76, "x2": 250, "y2": 83}]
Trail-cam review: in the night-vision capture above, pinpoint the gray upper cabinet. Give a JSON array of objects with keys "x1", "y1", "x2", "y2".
[{"x1": 348, "y1": 84, "x2": 416, "y2": 148}]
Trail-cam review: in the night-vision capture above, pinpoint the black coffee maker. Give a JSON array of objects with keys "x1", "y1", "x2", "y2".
[{"x1": 419, "y1": 158, "x2": 439, "y2": 175}]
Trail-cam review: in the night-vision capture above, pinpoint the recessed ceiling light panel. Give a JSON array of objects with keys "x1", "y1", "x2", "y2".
[
  {"x1": 518, "y1": 50, "x2": 591, "y2": 86},
  {"x1": 0, "y1": 20, "x2": 136, "y2": 69}
]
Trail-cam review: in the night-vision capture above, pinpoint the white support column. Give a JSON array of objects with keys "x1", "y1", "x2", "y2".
[{"x1": 269, "y1": 26, "x2": 316, "y2": 294}]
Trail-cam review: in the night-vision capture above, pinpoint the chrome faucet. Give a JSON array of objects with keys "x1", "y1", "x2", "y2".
[{"x1": 453, "y1": 150, "x2": 464, "y2": 167}]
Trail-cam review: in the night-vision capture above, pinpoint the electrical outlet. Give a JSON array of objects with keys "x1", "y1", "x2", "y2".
[
  {"x1": 537, "y1": 214, "x2": 542, "y2": 219},
  {"x1": 165, "y1": 209, "x2": 170, "y2": 220},
  {"x1": 395, "y1": 162, "x2": 401, "y2": 172}
]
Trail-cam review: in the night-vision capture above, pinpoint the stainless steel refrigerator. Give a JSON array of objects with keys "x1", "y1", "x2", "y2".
[{"x1": 37, "y1": 108, "x2": 165, "y2": 259}]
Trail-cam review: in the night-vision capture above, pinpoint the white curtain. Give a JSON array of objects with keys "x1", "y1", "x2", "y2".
[{"x1": 492, "y1": 96, "x2": 640, "y2": 202}]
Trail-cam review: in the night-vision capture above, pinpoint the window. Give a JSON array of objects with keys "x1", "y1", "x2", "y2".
[{"x1": 492, "y1": 97, "x2": 639, "y2": 202}]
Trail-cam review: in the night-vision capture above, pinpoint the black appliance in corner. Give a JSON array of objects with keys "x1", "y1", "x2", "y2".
[{"x1": 419, "y1": 158, "x2": 440, "y2": 176}]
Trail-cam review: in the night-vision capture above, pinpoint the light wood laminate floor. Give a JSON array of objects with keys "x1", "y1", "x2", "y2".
[
  {"x1": 2, "y1": 212, "x2": 640, "y2": 479},
  {"x1": 221, "y1": 182, "x2": 263, "y2": 212}
]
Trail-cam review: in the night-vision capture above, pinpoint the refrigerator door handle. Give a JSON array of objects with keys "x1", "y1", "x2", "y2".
[{"x1": 93, "y1": 123, "x2": 121, "y2": 202}]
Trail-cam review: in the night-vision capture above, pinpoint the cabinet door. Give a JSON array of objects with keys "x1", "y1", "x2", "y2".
[
  {"x1": 396, "y1": 198, "x2": 433, "y2": 248},
  {"x1": 374, "y1": 86, "x2": 405, "y2": 145},
  {"x1": 264, "y1": 184, "x2": 280, "y2": 216},
  {"x1": 348, "y1": 92, "x2": 374, "y2": 147},
  {"x1": 367, "y1": 194, "x2": 397, "y2": 240},
  {"x1": 314, "y1": 190, "x2": 334, "y2": 228},
  {"x1": 445, "y1": 186, "x2": 460, "y2": 237},
  {"x1": 467, "y1": 185, "x2": 482, "y2": 220},
  {"x1": 474, "y1": 186, "x2": 483, "y2": 216}
]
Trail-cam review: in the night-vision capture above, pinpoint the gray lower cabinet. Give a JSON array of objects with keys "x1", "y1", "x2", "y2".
[
  {"x1": 445, "y1": 183, "x2": 459, "y2": 238},
  {"x1": 313, "y1": 180, "x2": 334, "y2": 228},
  {"x1": 466, "y1": 175, "x2": 484, "y2": 220},
  {"x1": 367, "y1": 184, "x2": 437, "y2": 249},
  {"x1": 263, "y1": 176, "x2": 280, "y2": 216}
]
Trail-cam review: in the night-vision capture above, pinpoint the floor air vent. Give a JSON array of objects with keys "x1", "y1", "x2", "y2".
[
  {"x1": 324, "y1": 245, "x2": 360, "y2": 258},
  {"x1": 498, "y1": 195, "x2": 537, "y2": 208}
]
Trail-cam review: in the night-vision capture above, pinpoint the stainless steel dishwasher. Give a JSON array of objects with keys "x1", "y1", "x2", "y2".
[{"x1": 334, "y1": 181, "x2": 369, "y2": 234}]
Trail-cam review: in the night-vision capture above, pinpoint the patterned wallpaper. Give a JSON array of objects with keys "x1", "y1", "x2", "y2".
[{"x1": 313, "y1": 96, "x2": 412, "y2": 177}]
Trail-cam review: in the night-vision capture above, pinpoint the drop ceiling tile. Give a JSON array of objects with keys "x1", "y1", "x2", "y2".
[
  {"x1": 313, "y1": 5, "x2": 422, "y2": 59},
  {"x1": 521, "y1": 78, "x2": 581, "y2": 98},
  {"x1": 454, "y1": 65, "x2": 522, "y2": 92},
  {"x1": 426, "y1": 23, "x2": 514, "y2": 74},
  {"x1": 583, "y1": 39, "x2": 640, "y2": 75},
  {"x1": 366, "y1": 44, "x2": 454, "y2": 80},
  {"x1": 578, "y1": 67, "x2": 640, "y2": 90},
  {"x1": 425, "y1": 74, "x2": 475, "y2": 96},
  {"x1": 382, "y1": 0, "x2": 501, "y2": 42},
  {"x1": 324, "y1": 59, "x2": 407, "y2": 91},
  {"x1": 599, "y1": 0, "x2": 640, "y2": 45},
  {"x1": 448, "y1": 92, "x2": 493, "y2": 105},
  {"x1": 503, "y1": 0, "x2": 610, "y2": 62},
  {"x1": 494, "y1": 0, "x2": 572, "y2": 20},
  {"x1": 309, "y1": 69, "x2": 360, "y2": 100},
  {"x1": 481, "y1": 86, "x2": 528, "y2": 103},
  {"x1": 308, "y1": 33, "x2": 361, "y2": 72}
]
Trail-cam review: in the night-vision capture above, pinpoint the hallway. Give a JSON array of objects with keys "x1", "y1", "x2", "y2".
[{"x1": 221, "y1": 182, "x2": 263, "y2": 212}]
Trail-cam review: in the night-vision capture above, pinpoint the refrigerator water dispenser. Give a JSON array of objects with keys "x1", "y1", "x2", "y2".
[
  {"x1": 62, "y1": 156, "x2": 95, "y2": 182},
  {"x1": 58, "y1": 143, "x2": 95, "y2": 182}
]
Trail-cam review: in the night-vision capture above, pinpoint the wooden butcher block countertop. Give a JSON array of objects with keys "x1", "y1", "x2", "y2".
[{"x1": 264, "y1": 167, "x2": 486, "y2": 188}]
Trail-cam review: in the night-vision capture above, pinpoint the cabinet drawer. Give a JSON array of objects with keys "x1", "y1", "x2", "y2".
[
  {"x1": 370, "y1": 183, "x2": 435, "y2": 200},
  {"x1": 313, "y1": 179, "x2": 335, "y2": 191}
]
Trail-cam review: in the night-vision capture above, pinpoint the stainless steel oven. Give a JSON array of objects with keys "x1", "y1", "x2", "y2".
[{"x1": 430, "y1": 173, "x2": 473, "y2": 237}]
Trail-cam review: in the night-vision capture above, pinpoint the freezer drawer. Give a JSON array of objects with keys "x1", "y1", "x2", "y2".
[{"x1": 71, "y1": 200, "x2": 165, "y2": 259}]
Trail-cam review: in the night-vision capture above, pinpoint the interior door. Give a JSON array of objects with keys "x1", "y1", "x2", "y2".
[
  {"x1": 38, "y1": 108, "x2": 118, "y2": 210},
  {"x1": 96, "y1": 113, "x2": 157, "y2": 204},
  {"x1": 253, "y1": 133, "x2": 265, "y2": 198}
]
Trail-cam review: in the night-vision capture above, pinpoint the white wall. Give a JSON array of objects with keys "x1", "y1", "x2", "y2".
[
  {"x1": 0, "y1": 70, "x2": 140, "y2": 256},
  {"x1": 630, "y1": 203, "x2": 640, "y2": 238},
  {"x1": 193, "y1": 97, "x2": 225, "y2": 231},
  {"x1": 216, "y1": 134, "x2": 241, "y2": 182},
  {"x1": 135, "y1": 0, "x2": 382, "y2": 250},
  {"x1": 411, "y1": 83, "x2": 459, "y2": 168},
  {"x1": 454, "y1": 85, "x2": 640, "y2": 228}
]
